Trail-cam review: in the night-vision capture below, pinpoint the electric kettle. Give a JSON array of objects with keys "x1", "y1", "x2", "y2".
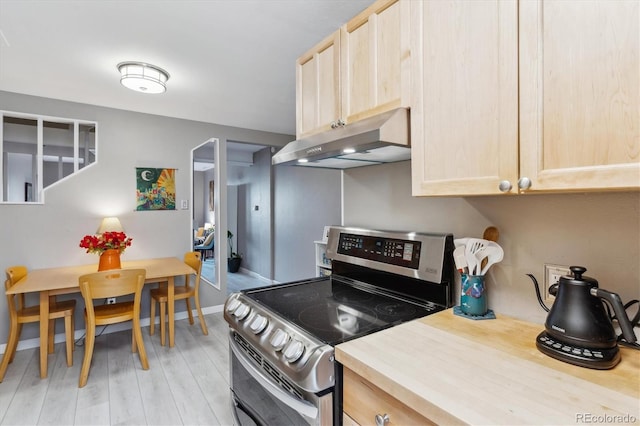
[{"x1": 528, "y1": 266, "x2": 638, "y2": 369}]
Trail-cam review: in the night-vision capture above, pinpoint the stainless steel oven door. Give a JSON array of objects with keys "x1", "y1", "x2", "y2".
[{"x1": 229, "y1": 332, "x2": 333, "y2": 426}]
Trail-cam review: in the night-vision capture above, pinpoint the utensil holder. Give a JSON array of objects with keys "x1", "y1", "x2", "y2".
[{"x1": 460, "y1": 274, "x2": 487, "y2": 316}]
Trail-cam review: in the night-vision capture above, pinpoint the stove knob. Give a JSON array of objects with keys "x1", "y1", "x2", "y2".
[
  {"x1": 283, "y1": 339, "x2": 305, "y2": 363},
  {"x1": 233, "y1": 303, "x2": 251, "y2": 320},
  {"x1": 225, "y1": 299, "x2": 240, "y2": 313},
  {"x1": 269, "y1": 328, "x2": 289, "y2": 351},
  {"x1": 249, "y1": 314, "x2": 268, "y2": 334}
]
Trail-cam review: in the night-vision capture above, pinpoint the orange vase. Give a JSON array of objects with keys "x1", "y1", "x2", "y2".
[{"x1": 98, "y1": 249, "x2": 122, "y2": 271}]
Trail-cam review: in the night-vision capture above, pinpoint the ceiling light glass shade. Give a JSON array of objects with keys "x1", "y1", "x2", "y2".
[{"x1": 117, "y1": 62, "x2": 170, "y2": 94}]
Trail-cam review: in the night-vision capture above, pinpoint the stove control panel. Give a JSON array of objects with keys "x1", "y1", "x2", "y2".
[
  {"x1": 223, "y1": 292, "x2": 336, "y2": 393},
  {"x1": 337, "y1": 233, "x2": 421, "y2": 269},
  {"x1": 327, "y1": 226, "x2": 453, "y2": 287}
]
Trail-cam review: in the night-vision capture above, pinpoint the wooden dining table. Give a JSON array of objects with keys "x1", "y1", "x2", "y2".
[{"x1": 5, "y1": 257, "x2": 195, "y2": 379}]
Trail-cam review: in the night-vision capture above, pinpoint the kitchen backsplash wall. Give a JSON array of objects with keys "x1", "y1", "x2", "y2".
[
  {"x1": 273, "y1": 165, "x2": 342, "y2": 283},
  {"x1": 343, "y1": 160, "x2": 640, "y2": 325}
]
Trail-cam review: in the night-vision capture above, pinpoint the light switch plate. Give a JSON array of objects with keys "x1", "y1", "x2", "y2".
[{"x1": 181, "y1": 200, "x2": 189, "y2": 209}]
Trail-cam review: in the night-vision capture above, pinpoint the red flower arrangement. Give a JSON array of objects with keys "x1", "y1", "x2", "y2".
[{"x1": 79, "y1": 231, "x2": 133, "y2": 255}]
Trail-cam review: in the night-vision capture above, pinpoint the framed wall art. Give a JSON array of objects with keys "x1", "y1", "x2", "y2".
[{"x1": 136, "y1": 167, "x2": 176, "y2": 211}]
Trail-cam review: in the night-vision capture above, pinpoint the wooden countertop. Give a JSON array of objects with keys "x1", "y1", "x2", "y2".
[{"x1": 335, "y1": 310, "x2": 640, "y2": 425}]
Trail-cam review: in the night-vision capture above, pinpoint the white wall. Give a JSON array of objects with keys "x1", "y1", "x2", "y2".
[
  {"x1": 343, "y1": 160, "x2": 640, "y2": 325},
  {"x1": 0, "y1": 91, "x2": 292, "y2": 344},
  {"x1": 237, "y1": 147, "x2": 272, "y2": 279}
]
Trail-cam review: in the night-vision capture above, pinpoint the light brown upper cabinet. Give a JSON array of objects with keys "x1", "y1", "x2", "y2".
[
  {"x1": 411, "y1": 0, "x2": 639, "y2": 196},
  {"x1": 295, "y1": 0, "x2": 410, "y2": 139},
  {"x1": 296, "y1": 31, "x2": 341, "y2": 139},
  {"x1": 340, "y1": 0, "x2": 411, "y2": 125}
]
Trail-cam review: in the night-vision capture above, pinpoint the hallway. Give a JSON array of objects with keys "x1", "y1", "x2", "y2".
[{"x1": 200, "y1": 259, "x2": 273, "y2": 295}]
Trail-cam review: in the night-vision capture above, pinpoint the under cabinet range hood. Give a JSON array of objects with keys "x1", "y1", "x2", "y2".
[{"x1": 272, "y1": 107, "x2": 410, "y2": 169}]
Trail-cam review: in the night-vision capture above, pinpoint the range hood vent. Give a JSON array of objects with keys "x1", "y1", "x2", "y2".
[{"x1": 272, "y1": 108, "x2": 410, "y2": 169}]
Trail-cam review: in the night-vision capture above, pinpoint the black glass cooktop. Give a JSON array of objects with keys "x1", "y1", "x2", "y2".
[{"x1": 245, "y1": 277, "x2": 442, "y2": 346}]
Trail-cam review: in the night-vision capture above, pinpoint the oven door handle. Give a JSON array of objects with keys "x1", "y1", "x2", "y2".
[{"x1": 230, "y1": 335, "x2": 319, "y2": 420}]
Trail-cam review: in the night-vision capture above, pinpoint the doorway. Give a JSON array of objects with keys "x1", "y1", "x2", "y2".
[{"x1": 192, "y1": 139, "x2": 275, "y2": 294}]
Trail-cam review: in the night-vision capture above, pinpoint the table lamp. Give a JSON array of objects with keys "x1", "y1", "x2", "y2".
[{"x1": 97, "y1": 217, "x2": 124, "y2": 234}]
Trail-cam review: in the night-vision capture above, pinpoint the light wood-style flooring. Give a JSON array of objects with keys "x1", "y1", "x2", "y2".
[{"x1": 0, "y1": 312, "x2": 233, "y2": 425}]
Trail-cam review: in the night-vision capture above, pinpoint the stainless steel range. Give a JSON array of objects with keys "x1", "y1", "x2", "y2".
[{"x1": 224, "y1": 226, "x2": 454, "y2": 425}]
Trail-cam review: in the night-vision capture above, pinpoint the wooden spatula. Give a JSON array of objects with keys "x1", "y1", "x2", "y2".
[{"x1": 481, "y1": 226, "x2": 500, "y2": 270}]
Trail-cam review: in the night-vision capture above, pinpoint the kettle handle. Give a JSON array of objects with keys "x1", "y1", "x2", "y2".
[{"x1": 591, "y1": 288, "x2": 637, "y2": 344}]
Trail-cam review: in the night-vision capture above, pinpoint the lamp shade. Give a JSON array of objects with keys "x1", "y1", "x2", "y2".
[
  {"x1": 117, "y1": 61, "x2": 169, "y2": 94},
  {"x1": 97, "y1": 217, "x2": 124, "y2": 234}
]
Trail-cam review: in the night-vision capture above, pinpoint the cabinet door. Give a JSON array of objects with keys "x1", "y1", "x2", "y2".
[
  {"x1": 341, "y1": 0, "x2": 410, "y2": 124},
  {"x1": 296, "y1": 31, "x2": 341, "y2": 138},
  {"x1": 411, "y1": 0, "x2": 519, "y2": 196},
  {"x1": 519, "y1": 0, "x2": 640, "y2": 192}
]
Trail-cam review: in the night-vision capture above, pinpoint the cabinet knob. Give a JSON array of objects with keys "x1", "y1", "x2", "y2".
[
  {"x1": 518, "y1": 177, "x2": 532, "y2": 190},
  {"x1": 330, "y1": 121, "x2": 337, "y2": 129},
  {"x1": 498, "y1": 180, "x2": 512, "y2": 193},
  {"x1": 336, "y1": 118, "x2": 346, "y2": 127},
  {"x1": 375, "y1": 413, "x2": 389, "y2": 426}
]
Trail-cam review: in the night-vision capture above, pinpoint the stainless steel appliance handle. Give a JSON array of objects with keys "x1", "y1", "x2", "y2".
[{"x1": 229, "y1": 335, "x2": 319, "y2": 420}]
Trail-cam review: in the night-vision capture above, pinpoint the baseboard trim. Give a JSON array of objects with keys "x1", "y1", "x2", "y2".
[
  {"x1": 0, "y1": 304, "x2": 227, "y2": 354},
  {"x1": 237, "y1": 267, "x2": 279, "y2": 284}
]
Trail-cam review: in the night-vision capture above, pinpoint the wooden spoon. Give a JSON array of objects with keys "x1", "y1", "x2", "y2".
[
  {"x1": 483, "y1": 226, "x2": 499, "y2": 243},
  {"x1": 481, "y1": 226, "x2": 500, "y2": 270}
]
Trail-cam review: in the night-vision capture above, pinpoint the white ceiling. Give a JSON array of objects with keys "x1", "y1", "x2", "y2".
[{"x1": 0, "y1": 0, "x2": 373, "y2": 136}]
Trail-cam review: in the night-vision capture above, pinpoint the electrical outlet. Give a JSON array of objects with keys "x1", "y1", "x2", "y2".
[
  {"x1": 544, "y1": 264, "x2": 571, "y2": 302},
  {"x1": 106, "y1": 297, "x2": 116, "y2": 305}
]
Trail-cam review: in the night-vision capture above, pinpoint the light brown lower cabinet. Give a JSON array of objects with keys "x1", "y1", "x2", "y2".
[
  {"x1": 342, "y1": 367, "x2": 434, "y2": 426},
  {"x1": 343, "y1": 412, "x2": 361, "y2": 426}
]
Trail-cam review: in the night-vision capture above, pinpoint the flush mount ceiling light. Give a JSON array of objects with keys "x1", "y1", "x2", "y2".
[{"x1": 117, "y1": 61, "x2": 170, "y2": 94}]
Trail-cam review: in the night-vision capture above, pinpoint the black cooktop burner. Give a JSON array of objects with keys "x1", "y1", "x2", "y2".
[
  {"x1": 375, "y1": 302, "x2": 418, "y2": 317},
  {"x1": 332, "y1": 286, "x2": 376, "y2": 303},
  {"x1": 259, "y1": 288, "x2": 321, "y2": 305},
  {"x1": 245, "y1": 277, "x2": 441, "y2": 345}
]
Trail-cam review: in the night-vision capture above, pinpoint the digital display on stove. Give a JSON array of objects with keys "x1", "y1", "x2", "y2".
[{"x1": 337, "y1": 233, "x2": 421, "y2": 269}]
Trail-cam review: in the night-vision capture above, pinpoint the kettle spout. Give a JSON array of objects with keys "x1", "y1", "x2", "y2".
[{"x1": 527, "y1": 274, "x2": 550, "y2": 312}]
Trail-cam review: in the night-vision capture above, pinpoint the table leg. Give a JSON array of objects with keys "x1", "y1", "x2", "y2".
[
  {"x1": 168, "y1": 277, "x2": 175, "y2": 347},
  {"x1": 39, "y1": 291, "x2": 49, "y2": 379}
]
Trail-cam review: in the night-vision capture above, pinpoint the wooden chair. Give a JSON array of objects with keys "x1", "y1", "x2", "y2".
[
  {"x1": 0, "y1": 266, "x2": 76, "y2": 382},
  {"x1": 78, "y1": 269, "x2": 149, "y2": 388},
  {"x1": 149, "y1": 251, "x2": 209, "y2": 346}
]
